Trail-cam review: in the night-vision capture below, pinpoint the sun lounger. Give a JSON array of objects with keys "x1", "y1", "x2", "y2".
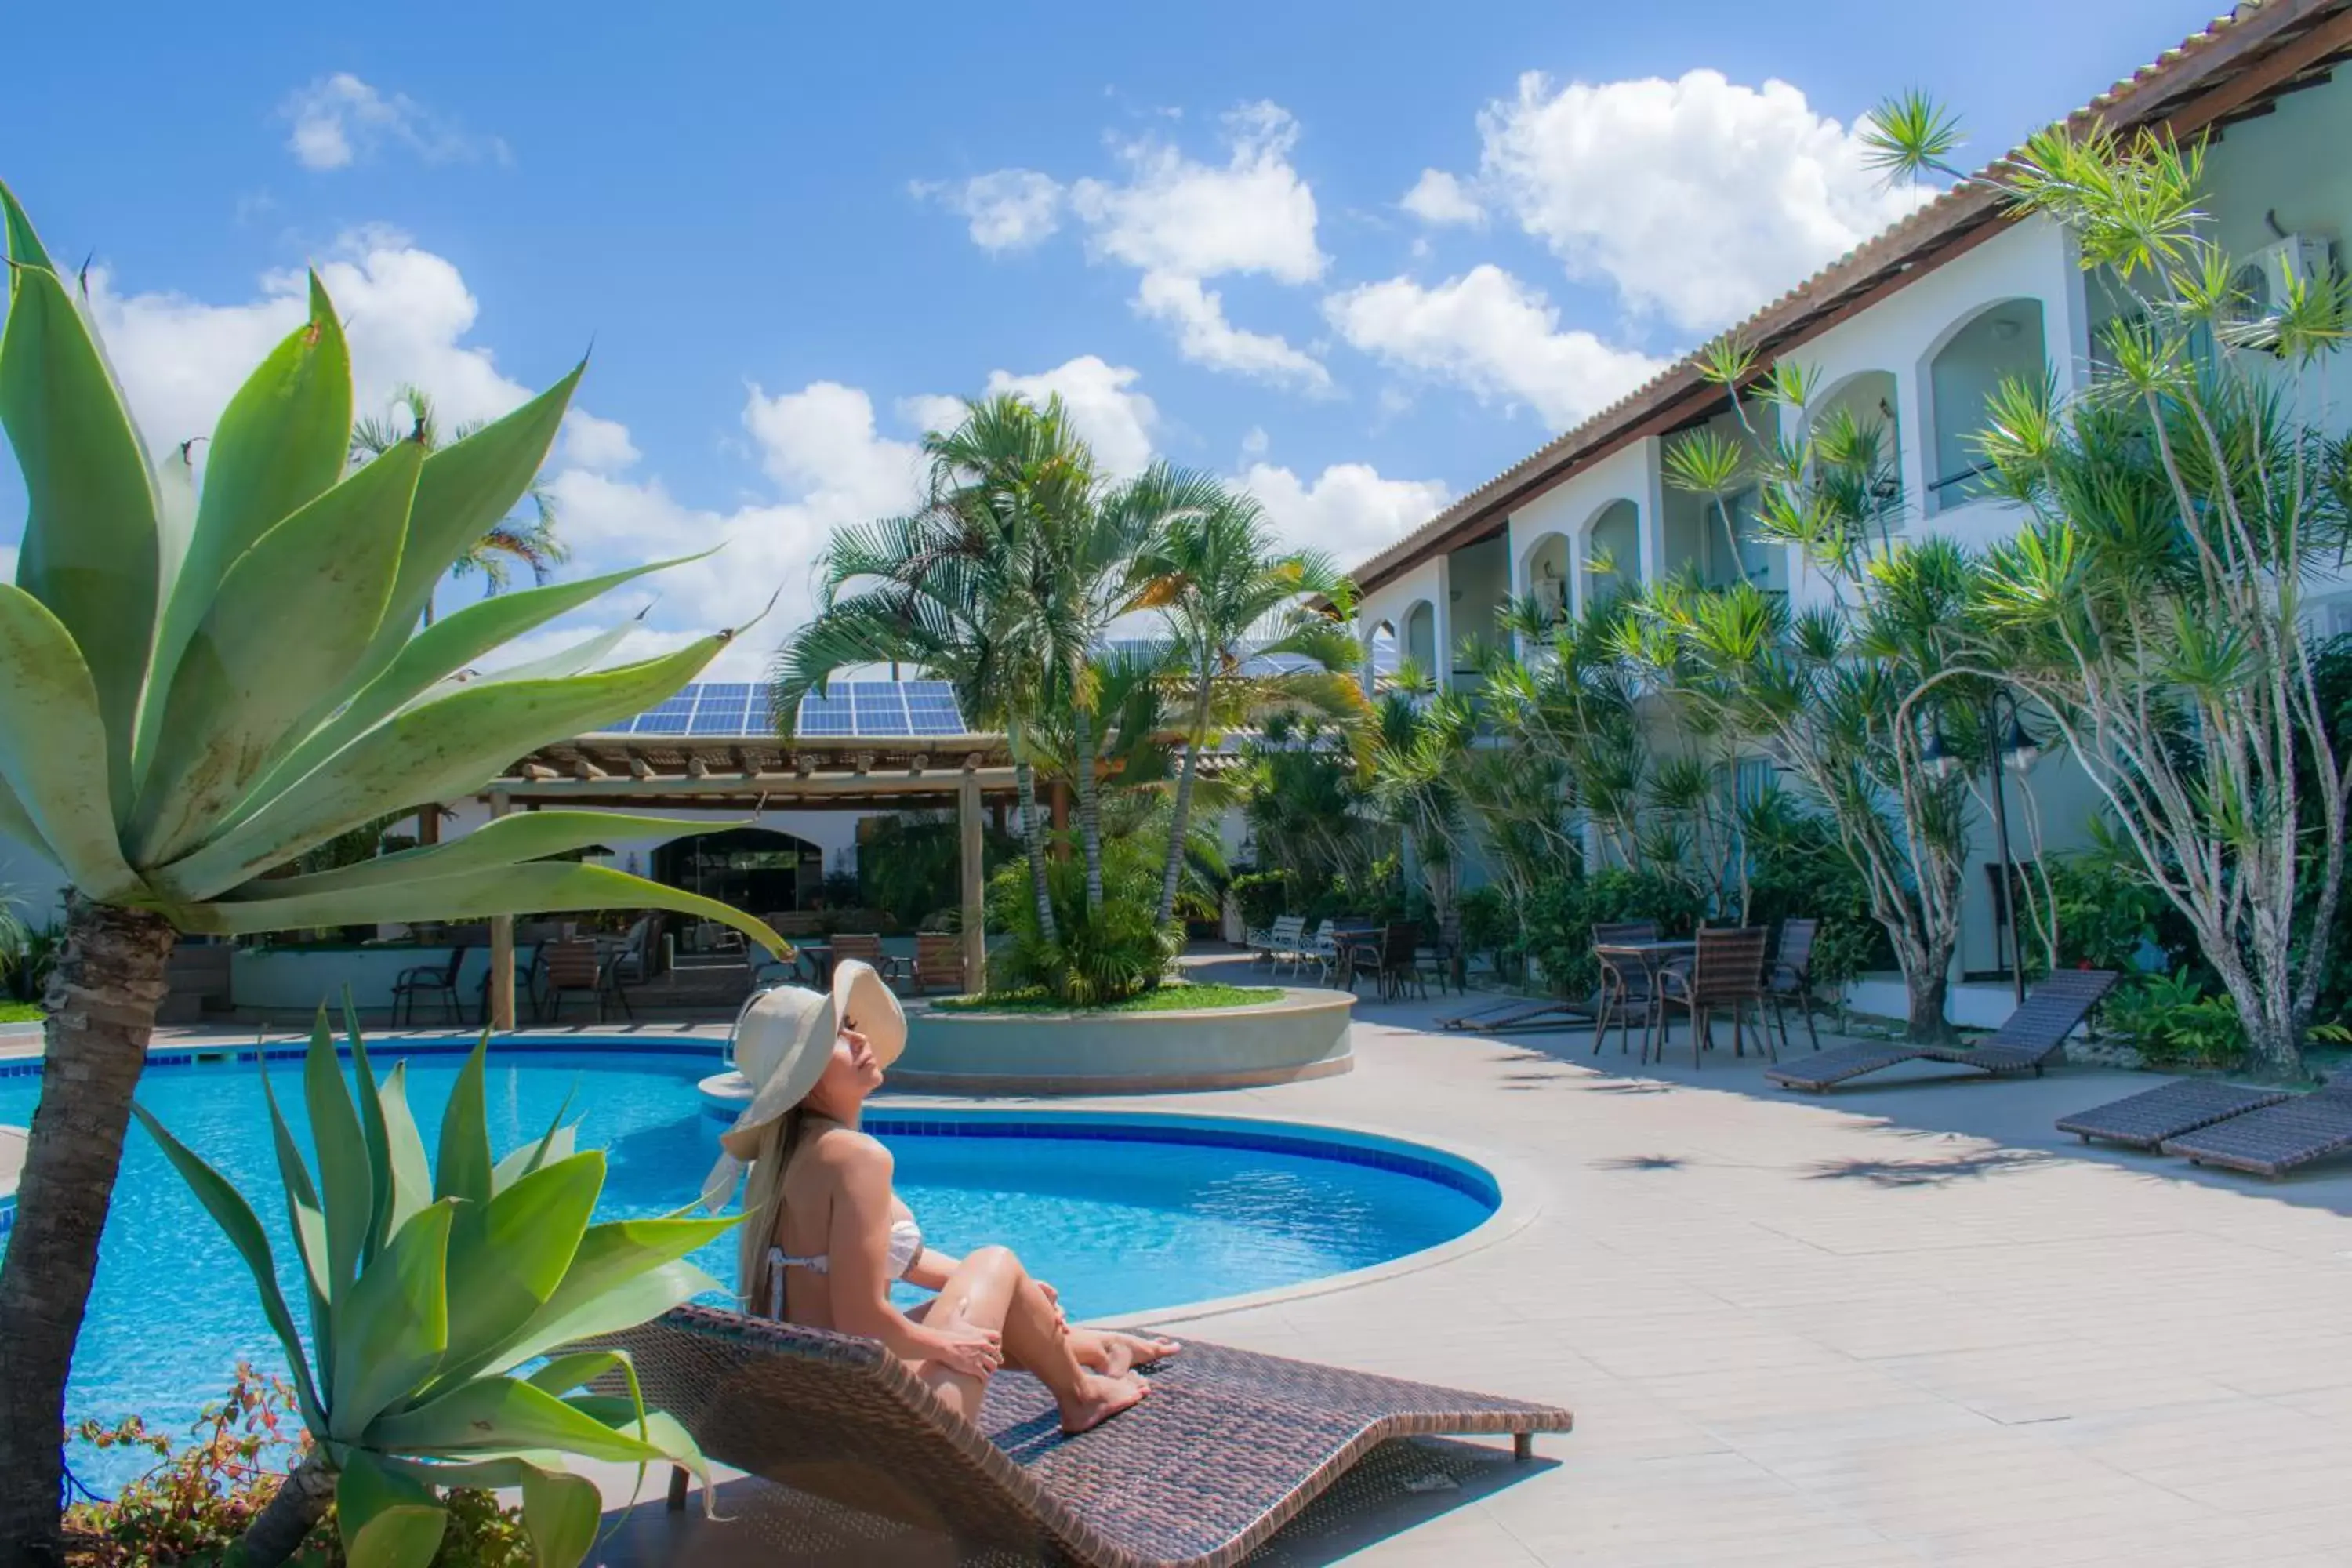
[
  {"x1": 2158, "y1": 1070, "x2": 2352, "y2": 1178},
  {"x1": 590, "y1": 1305, "x2": 1570, "y2": 1568},
  {"x1": 2056, "y1": 1078, "x2": 2292, "y2": 1149},
  {"x1": 1766, "y1": 970, "x2": 2118, "y2": 1093},
  {"x1": 1436, "y1": 992, "x2": 1599, "y2": 1033}
]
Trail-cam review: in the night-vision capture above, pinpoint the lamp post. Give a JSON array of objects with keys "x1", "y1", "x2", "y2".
[{"x1": 1924, "y1": 695, "x2": 2038, "y2": 1004}]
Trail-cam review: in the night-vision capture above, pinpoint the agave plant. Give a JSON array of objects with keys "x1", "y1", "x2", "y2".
[
  {"x1": 0, "y1": 180, "x2": 782, "y2": 1556},
  {"x1": 131, "y1": 1012, "x2": 735, "y2": 1564}
]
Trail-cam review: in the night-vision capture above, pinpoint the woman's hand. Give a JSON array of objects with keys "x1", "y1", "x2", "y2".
[
  {"x1": 1036, "y1": 1279, "x2": 1069, "y2": 1333},
  {"x1": 926, "y1": 1323, "x2": 1004, "y2": 1379}
]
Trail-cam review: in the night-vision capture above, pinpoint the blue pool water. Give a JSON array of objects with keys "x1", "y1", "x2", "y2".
[{"x1": 0, "y1": 1043, "x2": 1493, "y2": 1491}]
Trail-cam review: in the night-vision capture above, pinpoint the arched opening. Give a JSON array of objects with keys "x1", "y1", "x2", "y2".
[
  {"x1": 1519, "y1": 532, "x2": 1570, "y2": 628},
  {"x1": 652, "y1": 826, "x2": 824, "y2": 913},
  {"x1": 1811, "y1": 369, "x2": 1904, "y2": 525},
  {"x1": 1363, "y1": 620, "x2": 1399, "y2": 690},
  {"x1": 1925, "y1": 299, "x2": 2045, "y2": 513},
  {"x1": 1402, "y1": 601, "x2": 1437, "y2": 677},
  {"x1": 1582, "y1": 499, "x2": 1640, "y2": 604}
]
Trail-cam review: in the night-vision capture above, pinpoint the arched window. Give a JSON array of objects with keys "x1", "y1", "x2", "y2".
[
  {"x1": 1519, "y1": 533, "x2": 1570, "y2": 626},
  {"x1": 1403, "y1": 601, "x2": 1437, "y2": 676},
  {"x1": 1926, "y1": 299, "x2": 2045, "y2": 513},
  {"x1": 1584, "y1": 499, "x2": 1640, "y2": 603},
  {"x1": 1811, "y1": 369, "x2": 1904, "y2": 521}
]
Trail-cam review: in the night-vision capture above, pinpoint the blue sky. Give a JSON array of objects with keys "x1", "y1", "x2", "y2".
[{"x1": 0, "y1": 0, "x2": 2221, "y2": 676}]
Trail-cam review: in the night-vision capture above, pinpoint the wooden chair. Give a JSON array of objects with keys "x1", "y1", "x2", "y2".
[
  {"x1": 1654, "y1": 927, "x2": 1770, "y2": 1067},
  {"x1": 1766, "y1": 917, "x2": 1822, "y2": 1053},
  {"x1": 829, "y1": 932, "x2": 898, "y2": 982},
  {"x1": 542, "y1": 938, "x2": 629, "y2": 1024},
  {"x1": 1590, "y1": 920, "x2": 1661, "y2": 1058},
  {"x1": 908, "y1": 931, "x2": 967, "y2": 996}
]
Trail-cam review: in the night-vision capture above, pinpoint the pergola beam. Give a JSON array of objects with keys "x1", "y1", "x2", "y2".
[{"x1": 483, "y1": 766, "x2": 1024, "y2": 801}]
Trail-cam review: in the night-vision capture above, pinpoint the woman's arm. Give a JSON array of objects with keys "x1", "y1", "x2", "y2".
[
  {"x1": 902, "y1": 1245, "x2": 961, "y2": 1292},
  {"x1": 819, "y1": 1137, "x2": 997, "y2": 1372}
]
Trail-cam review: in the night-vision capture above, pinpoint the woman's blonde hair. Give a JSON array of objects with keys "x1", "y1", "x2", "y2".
[{"x1": 734, "y1": 1107, "x2": 806, "y2": 1314}]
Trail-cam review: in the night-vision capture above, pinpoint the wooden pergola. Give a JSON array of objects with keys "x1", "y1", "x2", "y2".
[{"x1": 474, "y1": 729, "x2": 1025, "y2": 1026}]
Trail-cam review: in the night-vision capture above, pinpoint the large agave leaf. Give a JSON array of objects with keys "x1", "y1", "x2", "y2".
[
  {"x1": 258, "y1": 1057, "x2": 334, "y2": 1365},
  {"x1": 152, "y1": 636, "x2": 734, "y2": 903},
  {"x1": 246, "y1": 554, "x2": 701, "y2": 820},
  {"x1": 236, "y1": 811, "x2": 734, "y2": 900},
  {"x1": 138, "y1": 275, "x2": 353, "y2": 798},
  {"x1": 0, "y1": 774, "x2": 42, "y2": 855},
  {"x1": 127, "y1": 438, "x2": 421, "y2": 865},
  {"x1": 0, "y1": 184, "x2": 160, "y2": 818},
  {"x1": 345, "y1": 1000, "x2": 397, "y2": 1263},
  {"x1": 492, "y1": 1122, "x2": 576, "y2": 1196},
  {"x1": 450, "y1": 621, "x2": 641, "y2": 694},
  {"x1": 521, "y1": 1349, "x2": 626, "y2": 1398},
  {"x1": 182, "y1": 862, "x2": 789, "y2": 956},
  {"x1": 376, "y1": 1061, "x2": 436, "y2": 1244},
  {"x1": 129, "y1": 1103, "x2": 325, "y2": 1432},
  {"x1": 336, "y1": 1449, "x2": 448, "y2": 1568},
  {"x1": 0, "y1": 587, "x2": 145, "y2": 902},
  {"x1": 352, "y1": 368, "x2": 583, "y2": 689},
  {"x1": 481, "y1": 1211, "x2": 735, "y2": 1376},
  {"x1": 367, "y1": 1375, "x2": 679, "y2": 1463},
  {"x1": 329, "y1": 1200, "x2": 455, "y2": 1443},
  {"x1": 305, "y1": 1011, "x2": 376, "y2": 1318},
  {"x1": 517, "y1": 1462, "x2": 601, "y2": 1568},
  {"x1": 437, "y1": 1152, "x2": 604, "y2": 1392},
  {"x1": 436, "y1": 1037, "x2": 494, "y2": 1210}
]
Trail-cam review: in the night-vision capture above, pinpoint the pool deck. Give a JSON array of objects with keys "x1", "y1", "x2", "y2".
[{"x1": 16, "y1": 982, "x2": 2352, "y2": 1563}]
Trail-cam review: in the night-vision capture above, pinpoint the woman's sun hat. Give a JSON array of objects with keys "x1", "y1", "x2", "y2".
[{"x1": 699, "y1": 958, "x2": 906, "y2": 1208}]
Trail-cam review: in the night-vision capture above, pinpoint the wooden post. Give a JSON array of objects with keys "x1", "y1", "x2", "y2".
[
  {"x1": 1049, "y1": 780, "x2": 1070, "y2": 862},
  {"x1": 488, "y1": 792, "x2": 516, "y2": 1030},
  {"x1": 958, "y1": 768, "x2": 985, "y2": 996}
]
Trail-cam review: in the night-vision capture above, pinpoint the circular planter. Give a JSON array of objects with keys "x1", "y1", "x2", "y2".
[{"x1": 701, "y1": 987, "x2": 1356, "y2": 1103}]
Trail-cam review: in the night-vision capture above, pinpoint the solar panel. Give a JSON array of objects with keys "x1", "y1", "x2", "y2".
[{"x1": 796, "y1": 693, "x2": 855, "y2": 735}]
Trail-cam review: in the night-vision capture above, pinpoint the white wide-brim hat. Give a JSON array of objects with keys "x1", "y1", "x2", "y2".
[{"x1": 699, "y1": 958, "x2": 906, "y2": 1208}]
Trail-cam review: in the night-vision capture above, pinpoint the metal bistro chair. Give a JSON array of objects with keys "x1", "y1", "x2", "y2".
[
  {"x1": 542, "y1": 938, "x2": 631, "y2": 1024},
  {"x1": 1655, "y1": 927, "x2": 1771, "y2": 1068},
  {"x1": 391, "y1": 938, "x2": 470, "y2": 1027},
  {"x1": 1350, "y1": 921, "x2": 1428, "y2": 1003},
  {"x1": 1589, "y1": 920, "x2": 1661, "y2": 1058},
  {"x1": 1417, "y1": 909, "x2": 1465, "y2": 995},
  {"x1": 1766, "y1": 917, "x2": 1823, "y2": 1054}
]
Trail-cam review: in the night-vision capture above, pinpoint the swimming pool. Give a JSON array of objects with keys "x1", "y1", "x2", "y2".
[{"x1": 0, "y1": 1039, "x2": 1495, "y2": 1491}]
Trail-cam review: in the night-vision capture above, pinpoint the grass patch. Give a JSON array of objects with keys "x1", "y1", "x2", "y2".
[
  {"x1": 931, "y1": 982, "x2": 1282, "y2": 1016},
  {"x1": 0, "y1": 1002, "x2": 42, "y2": 1025}
]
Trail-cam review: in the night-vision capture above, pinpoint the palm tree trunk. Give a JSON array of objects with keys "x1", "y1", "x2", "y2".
[
  {"x1": 0, "y1": 898, "x2": 179, "y2": 1564},
  {"x1": 238, "y1": 1449, "x2": 336, "y2": 1565},
  {"x1": 1157, "y1": 683, "x2": 1213, "y2": 926},
  {"x1": 1072, "y1": 702, "x2": 1105, "y2": 913},
  {"x1": 1011, "y1": 750, "x2": 1058, "y2": 946}
]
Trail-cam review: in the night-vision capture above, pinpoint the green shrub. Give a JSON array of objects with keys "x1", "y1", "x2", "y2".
[
  {"x1": 1229, "y1": 871, "x2": 1291, "y2": 935},
  {"x1": 2103, "y1": 968, "x2": 2245, "y2": 1069},
  {"x1": 62, "y1": 1364, "x2": 532, "y2": 1566},
  {"x1": 1520, "y1": 869, "x2": 1706, "y2": 999},
  {"x1": 985, "y1": 836, "x2": 1182, "y2": 1005},
  {"x1": 1741, "y1": 800, "x2": 1892, "y2": 993},
  {"x1": 1457, "y1": 885, "x2": 1514, "y2": 975}
]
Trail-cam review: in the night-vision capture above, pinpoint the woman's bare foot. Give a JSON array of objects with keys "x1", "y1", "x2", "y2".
[
  {"x1": 1072, "y1": 1329, "x2": 1181, "y2": 1377},
  {"x1": 1056, "y1": 1370, "x2": 1150, "y2": 1434}
]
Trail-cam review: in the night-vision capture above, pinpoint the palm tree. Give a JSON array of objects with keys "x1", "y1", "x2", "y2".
[
  {"x1": 352, "y1": 384, "x2": 569, "y2": 625},
  {"x1": 771, "y1": 394, "x2": 1096, "y2": 943},
  {"x1": 1140, "y1": 485, "x2": 1359, "y2": 924}
]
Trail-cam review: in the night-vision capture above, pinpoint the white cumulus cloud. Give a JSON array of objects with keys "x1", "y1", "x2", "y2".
[
  {"x1": 278, "y1": 73, "x2": 506, "y2": 172},
  {"x1": 1069, "y1": 102, "x2": 1325, "y2": 285},
  {"x1": 560, "y1": 410, "x2": 640, "y2": 473},
  {"x1": 1134, "y1": 272, "x2": 1329, "y2": 393},
  {"x1": 1471, "y1": 68, "x2": 1933, "y2": 332},
  {"x1": 1326, "y1": 264, "x2": 1664, "y2": 431},
  {"x1": 918, "y1": 169, "x2": 1065, "y2": 252},
  {"x1": 1400, "y1": 169, "x2": 1484, "y2": 227},
  {"x1": 1239, "y1": 460, "x2": 1450, "y2": 564},
  {"x1": 980, "y1": 356, "x2": 1160, "y2": 477}
]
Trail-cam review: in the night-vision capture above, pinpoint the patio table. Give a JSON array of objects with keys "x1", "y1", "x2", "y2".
[{"x1": 1592, "y1": 938, "x2": 1697, "y2": 1059}]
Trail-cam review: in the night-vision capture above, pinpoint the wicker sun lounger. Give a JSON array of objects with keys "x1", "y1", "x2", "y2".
[
  {"x1": 1436, "y1": 993, "x2": 1599, "y2": 1033},
  {"x1": 2158, "y1": 1070, "x2": 2352, "y2": 1178},
  {"x1": 2055, "y1": 1078, "x2": 2293, "y2": 1149},
  {"x1": 591, "y1": 1305, "x2": 1570, "y2": 1568},
  {"x1": 1765, "y1": 969, "x2": 2118, "y2": 1093}
]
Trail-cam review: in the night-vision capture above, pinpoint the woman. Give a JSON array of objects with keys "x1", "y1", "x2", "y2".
[{"x1": 702, "y1": 961, "x2": 1175, "y2": 1432}]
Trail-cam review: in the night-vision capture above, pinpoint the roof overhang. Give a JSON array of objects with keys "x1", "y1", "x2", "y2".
[{"x1": 1349, "y1": 0, "x2": 2352, "y2": 597}]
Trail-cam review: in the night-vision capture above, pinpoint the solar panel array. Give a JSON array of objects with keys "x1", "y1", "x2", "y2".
[{"x1": 599, "y1": 681, "x2": 971, "y2": 739}]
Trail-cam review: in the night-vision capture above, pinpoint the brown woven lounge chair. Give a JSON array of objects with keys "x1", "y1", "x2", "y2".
[
  {"x1": 590, "y1": 1305, "x2": 1570, "y2": 1568},
  {"x1": 2056, "y1": 1078, "x2": 2292, "y2": 1150},
  {"x1": 2158, "y1": 1070, "x2": 2352, "y2": 1178},
  {"x1": 1765, "y1": 969, "x2": 2118, "y2": 1093}
]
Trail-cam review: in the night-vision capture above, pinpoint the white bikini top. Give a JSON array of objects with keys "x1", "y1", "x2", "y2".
[{"x1": 767, "y1": 1214, "x2": 924, "y2": 1318}]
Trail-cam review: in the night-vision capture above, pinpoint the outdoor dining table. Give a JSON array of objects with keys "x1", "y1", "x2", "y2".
[
  {"x1": 793, "y1": 942, "x2": 834, "y2": 985},
  {"x1": 1592, "y1": 938, "x2": 1697, "y2": 1059}
]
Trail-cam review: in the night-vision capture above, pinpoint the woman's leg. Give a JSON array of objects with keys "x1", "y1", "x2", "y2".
[
  {"x1": 1069, "y1": 1328, "x2": 1182, "y2": 1377},
  {"x1": 914, "y1": 1247, "x2": 1149, "y2": 1433}
]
